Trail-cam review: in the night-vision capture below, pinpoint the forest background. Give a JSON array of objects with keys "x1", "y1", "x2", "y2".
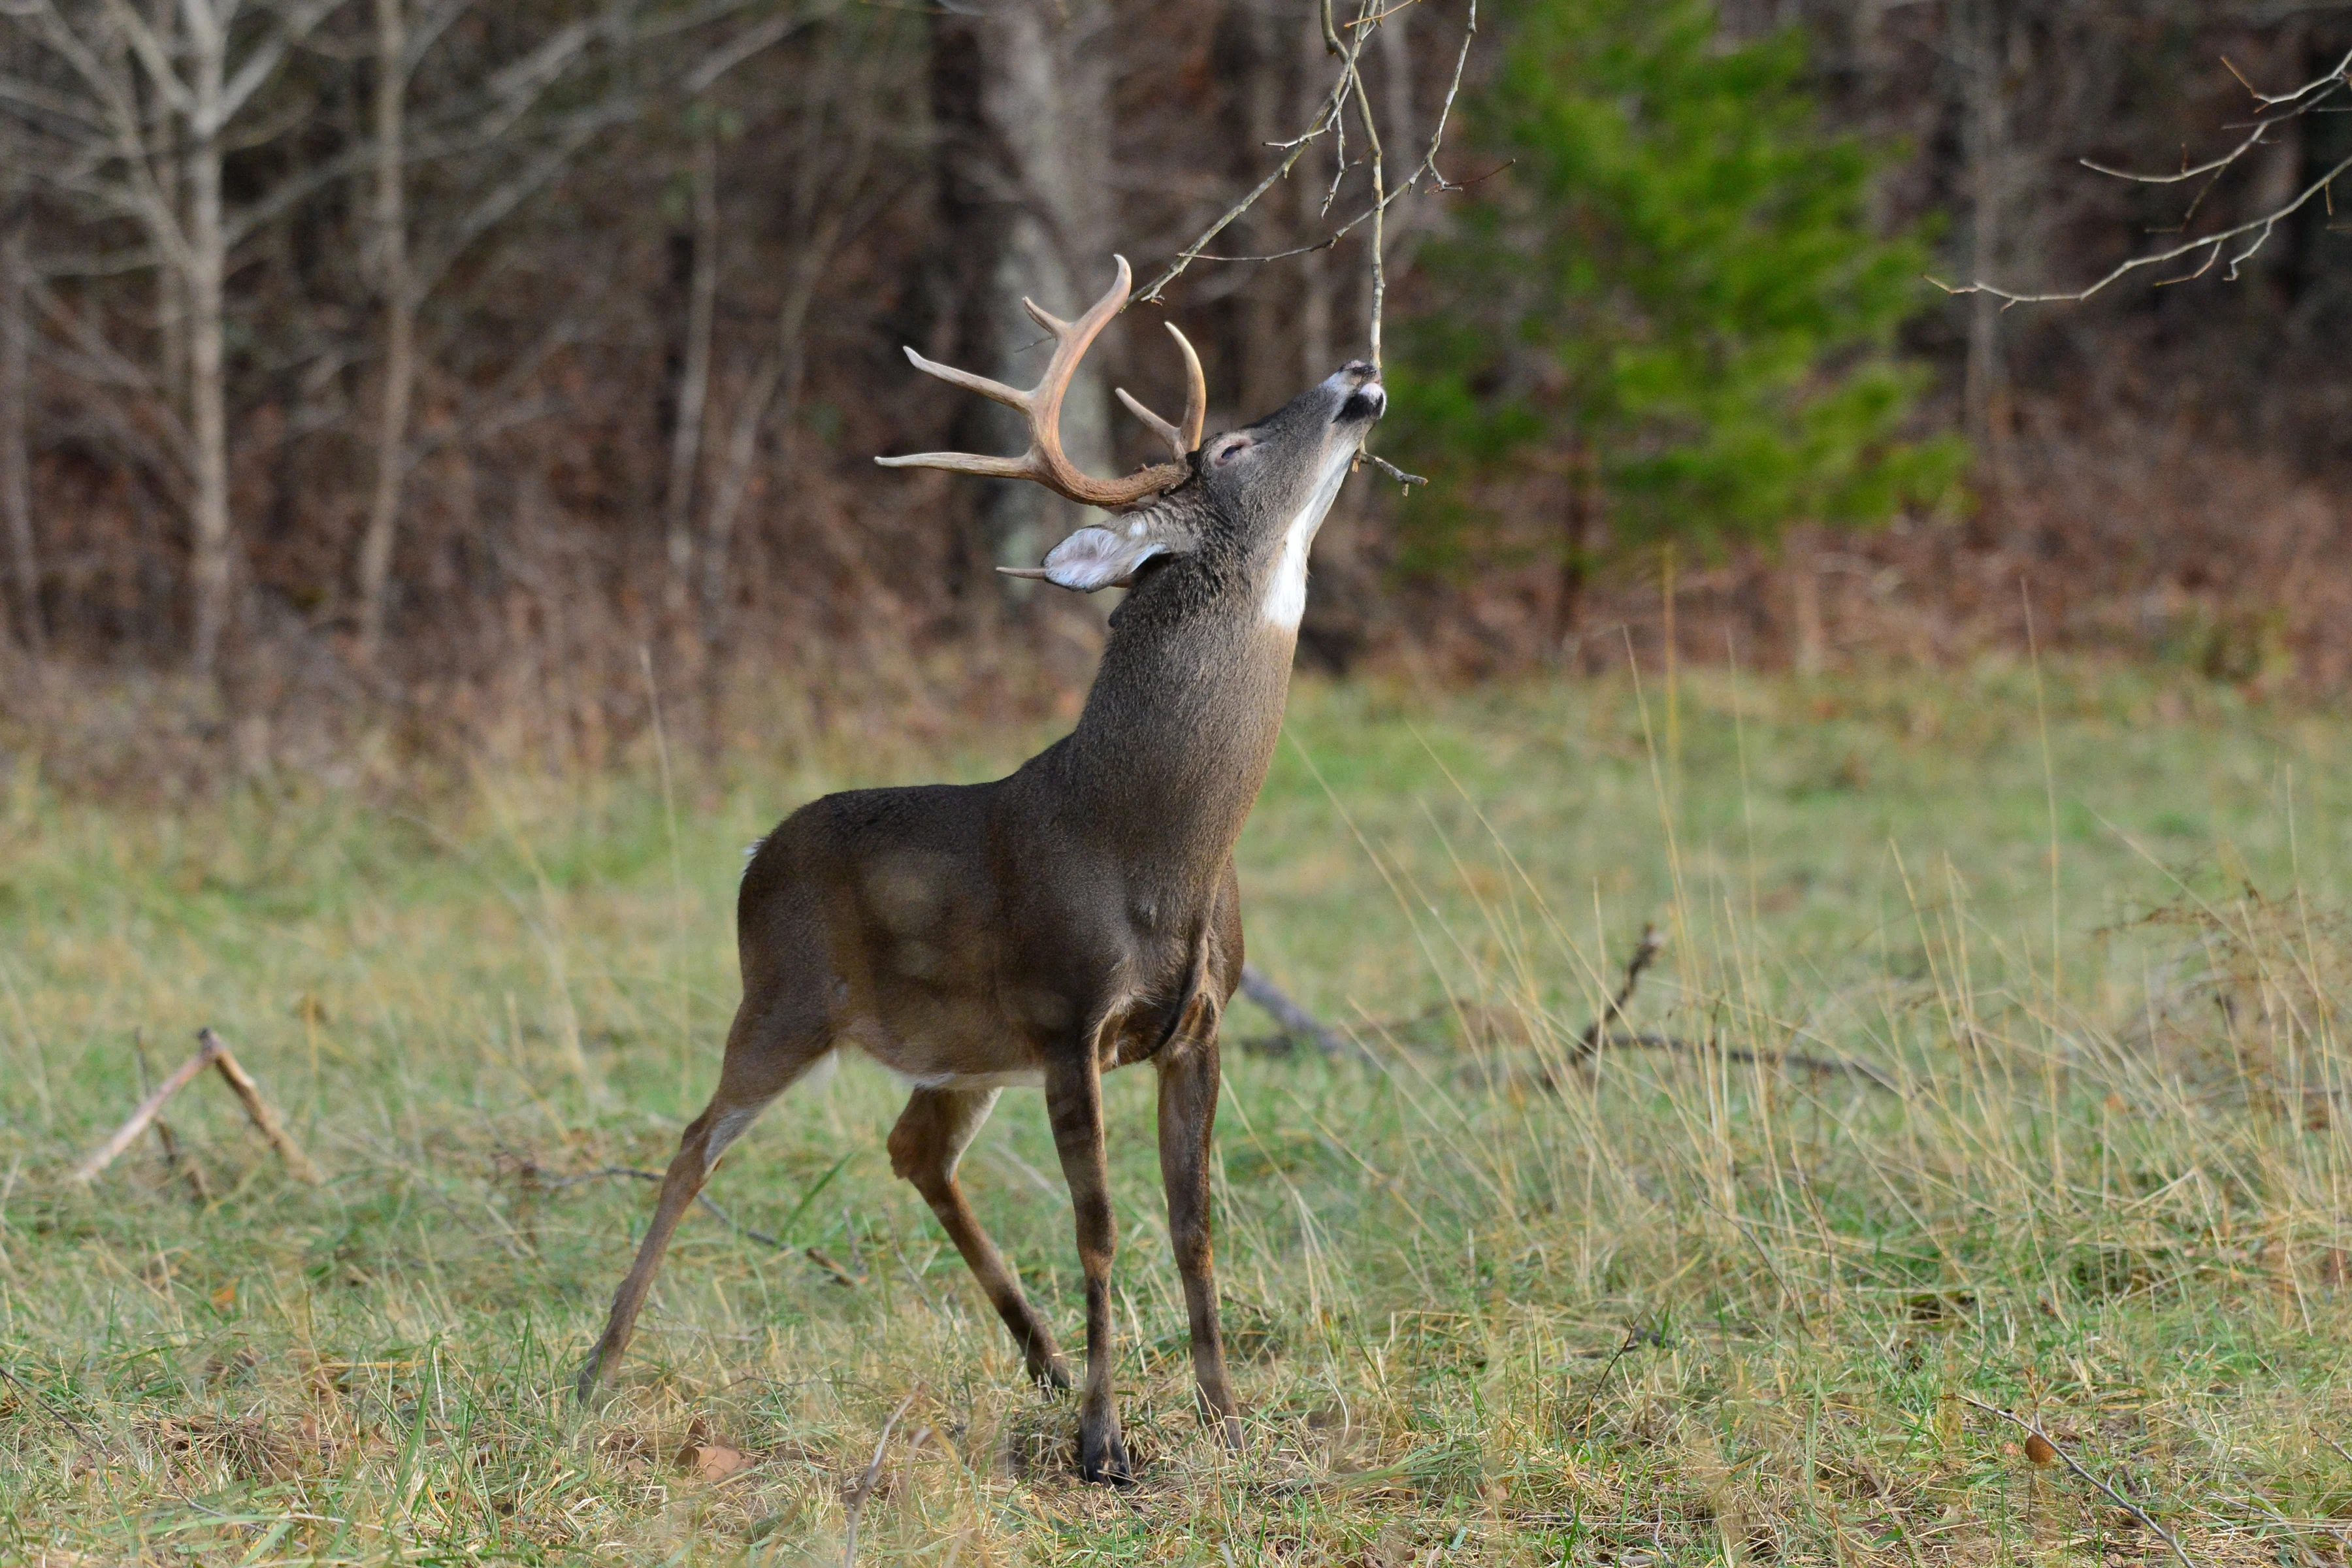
[{"x1": 1, "y1": 0, "x2": 2347, "y2": 792}]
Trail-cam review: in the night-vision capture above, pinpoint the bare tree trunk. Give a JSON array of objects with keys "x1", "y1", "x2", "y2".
[
  {"x1": 1790, "y1": 526, "x2": 1824, "y2": 676},
  {"x1": 1, "y1": 212, "x2": 40, "y2": 658},
  {"x1": 702, "y1": 232, "x2": 827, "y2": 624},
  {"x1": 1550, "y1": 436, "x2": 1594, "y2": 651},
  {"x1": 150, "y1": 0, "x2": 187, "y2": 423},
  {"x1": 186, "y1": 10, "x2": 232, "y2": 683},
  {"x1": 664, "y1": 112, "x2": 719, "y2": 623},
  {"x1": 932, "y1": 0, "x2": 1115, "y2": 584},
  {"x1": 694, "y1": 240, "x2": 823, "y2": 762},
  {"x1": 1960, "y1": 0, "x2": 2014, "y2": 512},
  {"x1": 357, "y1": 0, "x2": 414, "y2": 669}
]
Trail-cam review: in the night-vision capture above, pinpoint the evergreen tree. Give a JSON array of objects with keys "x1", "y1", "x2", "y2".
[{"x1": 1396, "y1": 0, "x2": 1965, "y2": 629}]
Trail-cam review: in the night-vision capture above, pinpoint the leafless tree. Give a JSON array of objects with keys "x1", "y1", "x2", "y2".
[{"x1": 1, "y1": 0, "x2": 350, "y2": 680}]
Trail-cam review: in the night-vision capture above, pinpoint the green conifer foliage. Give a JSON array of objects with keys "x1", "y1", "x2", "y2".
[{"x1": 1395, "y1": 0, "x2": 1966, "y2": 583}]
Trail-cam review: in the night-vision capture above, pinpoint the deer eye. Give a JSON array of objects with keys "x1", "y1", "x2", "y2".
[{"x1": 1210, "y1": 434, "x2": 1254, "y2": 466}]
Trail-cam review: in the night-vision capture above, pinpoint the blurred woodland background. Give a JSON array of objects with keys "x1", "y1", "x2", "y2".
[{"x1": 1, "y1": 0, "x2": 2348, "y2": 789}]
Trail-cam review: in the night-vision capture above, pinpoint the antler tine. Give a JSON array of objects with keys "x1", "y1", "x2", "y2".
[
  {"x1": 876, "y1": 254, "x2": 1195, "y2": 508},
  {"x1": 1171, "y1": 323, "x2": 1206, "y2": 451},
  {"x1": 1021, "y1": 297, "x2": 1071, "y2": 336},
  {"x1": 874, "y1": 450, "x2": 1041, "y2": 479},
  {"x1": 896, "y1": 346, "x2": 1032, "y2": 413},
  {"x1": 1114, "y1": 323, "x2": 1208, "y2": 463}
]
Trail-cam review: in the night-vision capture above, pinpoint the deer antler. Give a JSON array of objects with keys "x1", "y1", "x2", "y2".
[{"x1": 878, "y1": 255, "x2": 1207, "y2": 508}]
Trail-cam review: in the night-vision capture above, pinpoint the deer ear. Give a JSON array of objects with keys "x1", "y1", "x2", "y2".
[{"x1": 1002, "y1": 512, "x2": 1195, "y2": 593}]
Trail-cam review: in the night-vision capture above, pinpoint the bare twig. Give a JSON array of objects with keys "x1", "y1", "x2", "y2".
[
  {"x1": 544, "y1": 1165, "x2": 787, "y2": 1250},
  {"x1": 1573, "y1": 923, "x2": 1662, "y2": 1064},
  {"x1": 1936, "y1": 48, "x2": 2352, "y2": 305},
  {"x1": 1955, "y1": 1395, "x2": 2198, "y2": 1568},
  {"x1": 841, "y1": 1390, "x2": 918, "y2": 1568},
  {"x1": 1589, "y1": 1031, "x2": 1901, "y2": 1093},
  {"x1": 0, "y1": 1362, "x2": 102, "y2": 1450},
  {"x1": 548, "y1": 1165, "x2": 873, "y2": 1283},
  {"x1": 80, "y1": 1027, "x2": 317, "y2": 1183},
  {"x1": 1562, "y1": 1320, "x2": 1661, "y2": 1440},
  {"x1": 1136, "y1": 0, "x2": 1478, "y2": 368},
  {"x1": 1556, "y1": 926, "x2": 1897, "y2": 1090}
]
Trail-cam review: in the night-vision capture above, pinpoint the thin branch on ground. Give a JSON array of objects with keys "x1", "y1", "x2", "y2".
[
  {"x1": 1238, "y1": 962, "x2": 1367, "y2": 1063},
  {"x1": 1573, "y1": 923, "x2": 1663, "y2": 1064},
  {"x1": 546, "y1": 1164, "x2": 868, "y2": 1282},
  {"x1": 71, "y1": 1028, "x2": 319, "y2": 1184},
  {"x1": 543, "y1": 1166, "x2": 784, "y2": 1249},
  {"x1": 1589, "y1": 1031, "x2": 1901, "y2": 1093},
  {"x1": 1562, "y1": 1319, "x2": 1665, "y2": 1439},
  {"x1": 1554, "y1": 926, "x2": 1897, "y2": 1090},
  {"x1": 841, "y1": 1390, "x2": 918, "y2": 1568},
  {"x1": 1955, "y1": 1394, "x2": 2198, "y2": 1568},
  {"x1": 1935, "y1": 48, "x2": 2352, "y2": 304},
  {"x1": 0, "y1": 1363, "x2": 103, "y2": 1451}
]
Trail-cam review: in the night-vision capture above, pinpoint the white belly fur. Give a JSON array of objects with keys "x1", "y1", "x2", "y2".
[{"x1": 888, "y1": 1066, "x2": 1047, "y2": 1092}]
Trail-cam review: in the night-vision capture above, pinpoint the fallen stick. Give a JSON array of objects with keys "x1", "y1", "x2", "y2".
[
  {"x1": 201, "y1": 1030, "x2": 323, "y2": 1184},
  {"x1": 1955, "y1": 1395, "x2": 2197, "y2": 1568},
  {"x1": 546, "y1": 1165, "x2": 862, "y2": 1280},
  {"x1": 1237, "y1": 963, "x2": 1362, "y2": 1061},
  {"x1": 1555, "y1": 928, "x2": 1897, "y2": 1092},
  {"x1": 72, "y1": 1029, "x2": 321, "y2": 1186},
  {"x1": 1573, "y1": 923, "x2": 1663, "y2": 1064},
  {"x1": 132, "y1": 1034, "x2": 210, "y2": 1200},
  {"x1": 71, "y1": 1036, "x2": 224, "y2": 1184},
  {"x1": 841, "y1": 1391, "x2": 919, "y2": 1568},
  {"x1": 1589, "y1": 1030, "x2": 1901, "y2": 1094}
]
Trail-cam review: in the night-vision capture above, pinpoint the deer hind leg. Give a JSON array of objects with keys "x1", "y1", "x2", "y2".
[
  {"x1": 1156, "y1": 1032, "x2": 1242, "y2": 1447},
  {"x1": 575, "y1": 1004, "x2": 828, "y2": 1403},
  {"x1": 1044, "y1": 1051, "x2": 1130, "y2": 1484},
  {"x1": 889, "y1": 1087, "x2": 1071, "y2": 1389}
]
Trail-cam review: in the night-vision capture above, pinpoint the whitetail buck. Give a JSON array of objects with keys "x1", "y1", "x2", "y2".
[{"x1": 576, "y1": 256, "x2": 1382, "y2": 1484}]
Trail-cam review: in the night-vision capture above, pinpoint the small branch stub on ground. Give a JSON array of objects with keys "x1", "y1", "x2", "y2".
[
  {"x1": 1238, "y1": 963, "x2": 1362, "y2": 1061},
  {"x1": 71, "y1": 1028, "x2": 321, "y2": 1186}
]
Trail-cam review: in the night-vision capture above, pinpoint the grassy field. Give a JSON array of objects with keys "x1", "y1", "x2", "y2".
[{"x1": 3, "y1": 658, "x2": 2349, "y2": 1565}]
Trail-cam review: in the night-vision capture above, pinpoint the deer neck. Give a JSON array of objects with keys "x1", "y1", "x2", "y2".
[{"x1": 1051, "y1": 559, "x2": 1300, "y2": 879}]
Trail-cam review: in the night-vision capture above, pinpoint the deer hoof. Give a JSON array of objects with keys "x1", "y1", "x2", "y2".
[{"x1": 1077, "y1": 1422, "x2": 1133, "y2": 1486}]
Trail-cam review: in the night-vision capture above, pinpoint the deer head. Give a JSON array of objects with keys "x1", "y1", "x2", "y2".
[{"x1": 879, "y1": 256, "x2": 1384, "y2": 620}]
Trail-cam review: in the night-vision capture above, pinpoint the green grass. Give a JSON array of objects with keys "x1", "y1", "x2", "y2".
[{"x1": 3, "y1": 658, "x2": 2349, "y2": 1565}]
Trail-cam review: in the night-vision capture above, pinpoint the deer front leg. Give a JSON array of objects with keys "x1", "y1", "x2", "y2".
[
  {"x1": 889, "y1": 1087, "x2": 1071, "y2": 1389},
  {"x1": 1044, "y1": 1051, "x2": 1130, "y2": 1484},
  {"x1": 1156, "y1": 1033, "x2": 1242, "y2": 1447}
]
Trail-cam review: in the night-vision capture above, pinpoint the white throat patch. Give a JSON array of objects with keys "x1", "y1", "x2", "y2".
[{"x1": 1262, "y1": 445, "x2": 1358, "y2": 630}]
